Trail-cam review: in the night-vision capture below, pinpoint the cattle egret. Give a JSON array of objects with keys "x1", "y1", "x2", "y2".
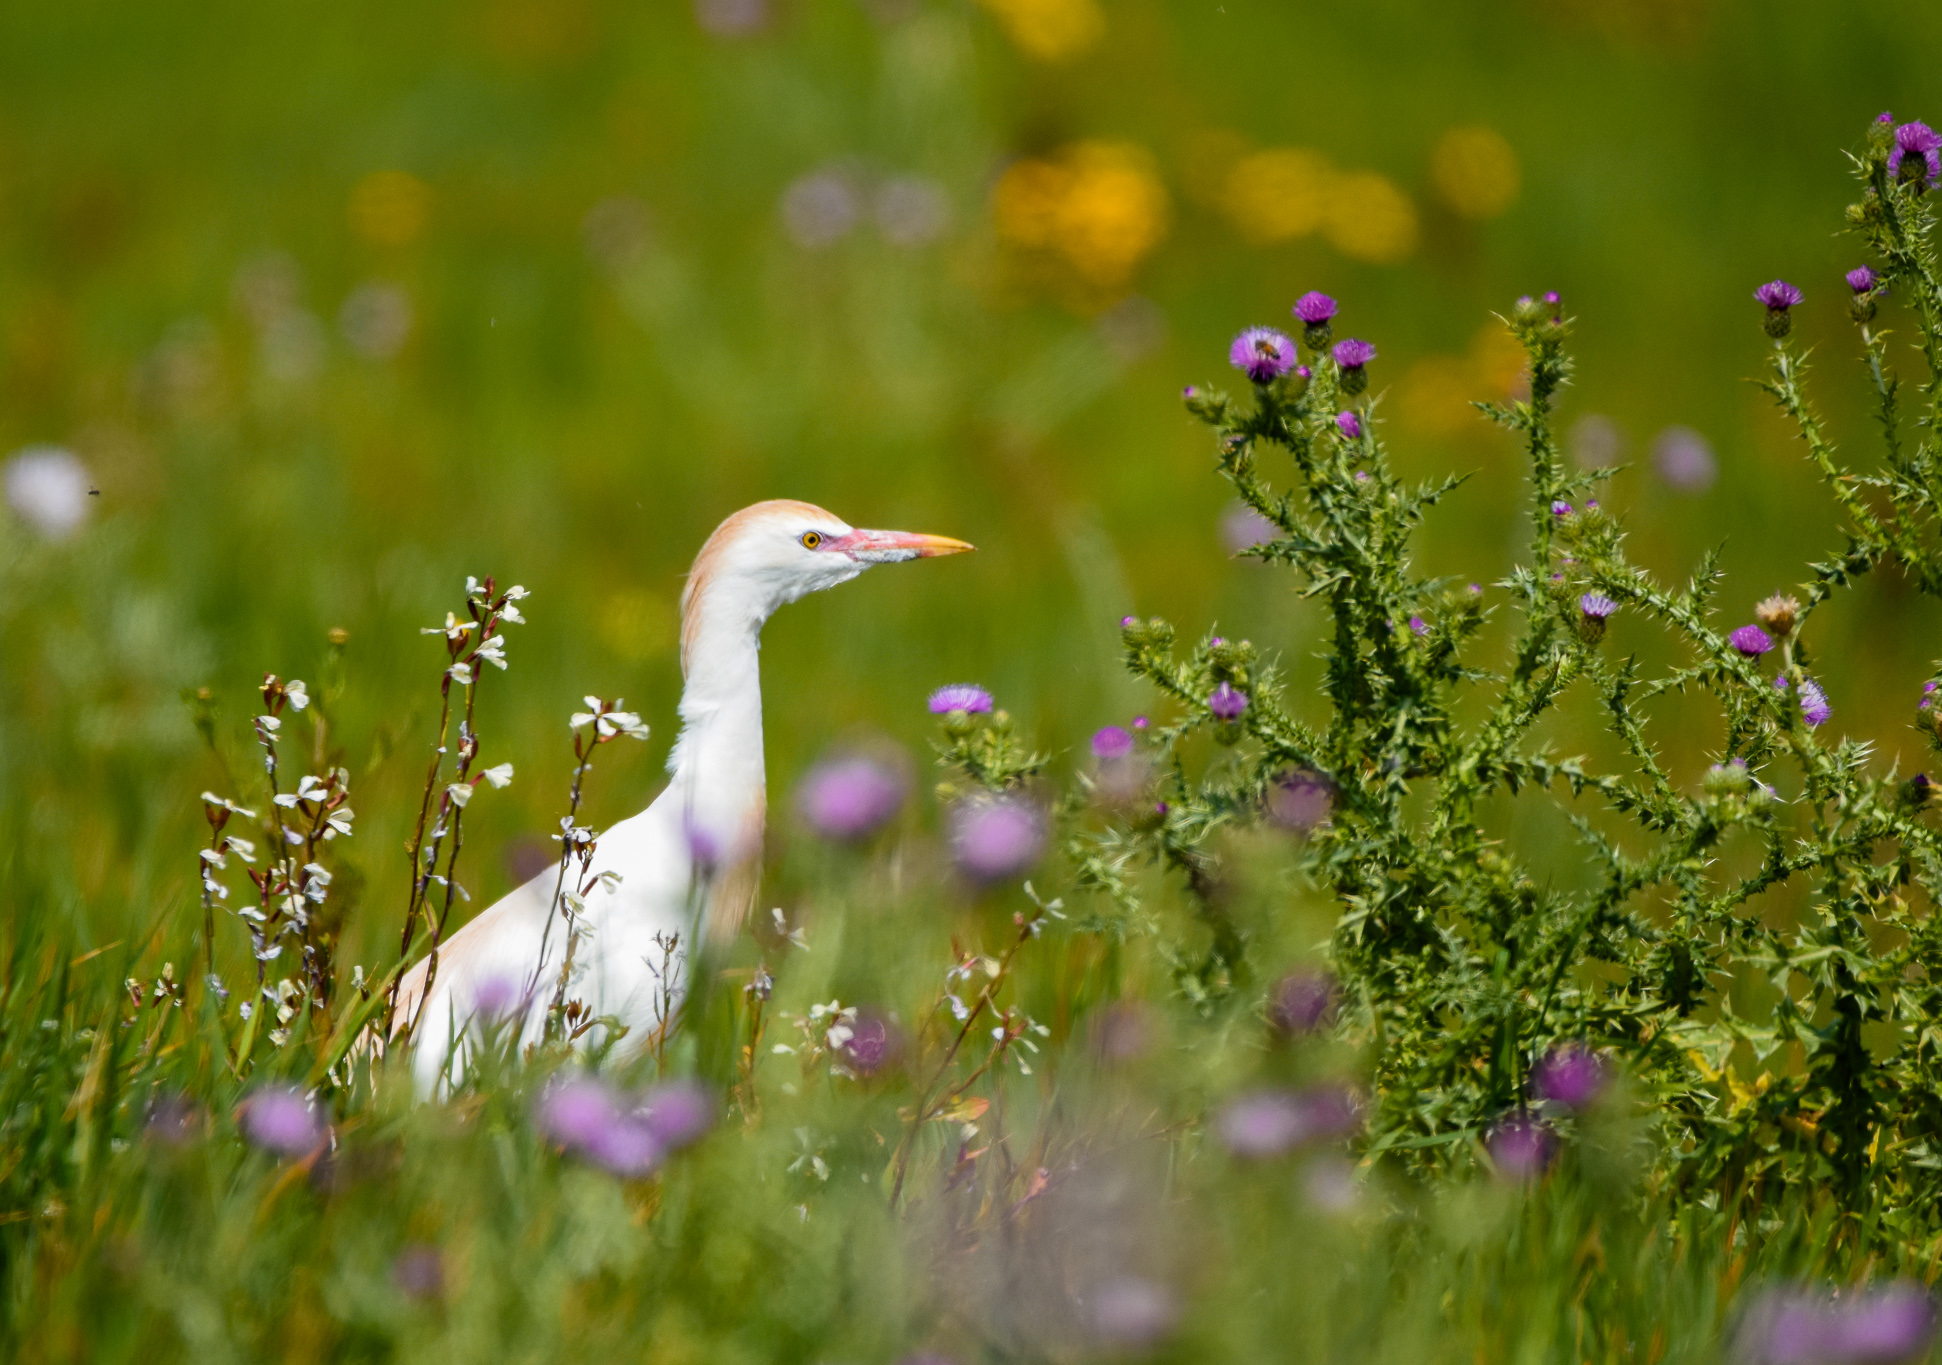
[{"x1": 391, "y1": 500, "x2": 971, "y2": 1089}]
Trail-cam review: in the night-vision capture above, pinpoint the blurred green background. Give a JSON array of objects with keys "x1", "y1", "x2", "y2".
[{"x1": 4, "y1": 0, "x2": 1940, "y2": 963}]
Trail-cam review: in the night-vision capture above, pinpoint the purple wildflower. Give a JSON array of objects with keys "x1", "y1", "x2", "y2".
[
  {"x1": 1800, "y1": 678, "x2": 1831, "y2": 727},
  {"x1": 950, "y1": 798, "x2": 1046, "y2": 882},
  {"x1": 639, "y1": 1079, "x2": 716, "y2": 1149},
  {"x1": 796, "y1": 754, "x2": 908, "y2": 841},
  {"x1": 1551, "y1": 499, "x2": 1573, "y2": 516},
  {"x1": 1331, "y1": 338, "x2": 1376, "y2": 370},
  {"x1": 1208, "y1": 681, "x2": 1248, "y2": 721},
  {"x1": 1267, "y1": 770, "x2": 1334, "y2": 832},
  {"x1": 1653, "y1": 425, "x2": 1717, "y2": 492},
  {"x1": 1738, "y1": 1283, "x2": 1938, "y2": 1365},
  {"x1": 1532, "y1": 1045, "x2": 1608, "y2": 1109},
  {"x1": 536, "y1": 1076, "x2": 620, "y2": 1149},
  {"x1": 241, "y1": 1085, "x2": 325, "y2": 1156},
  {"x1": 1132, "y1": 715, "x2": 1149, "y2": 730},
  {"x1": 1272, "y1": 968, "x2": 1338, "y2": 1033},
  {"x1": 1337, "y1": 411, "x2": 1362, "y2": 439},
  {"x1": 1880, "y1": 111, "x2": 1896, "y2": 123},
  {"x1": 1890, "y1": 121, "x2": 1942, "y2": 183},
  {"x1": 391, "y1": 1246, "x2": 445, "y2": 1300},
  {"x1": 1543, "y1": 289, "x2": 1560, "y2": 305},
  {"x1": 1220, "y1": 501, "x2": 1277, "y2": 553},
  {"x1": 1489, "y1": 1114, "x2": 1554, "y2": 1180},
  {"x1": 1120, "y1": 614, "x2": 1137, "y2": 628},
  {"x1": 838, "y1": 1011, "x2": 900, "y2": 1076},
  {"x1": 1756, "y1": 280, "x2": 1804, "y2": 338},
  {"x1": 1579, "y1": 593, "x2": 1617, "y2": 620},
  {"x1": 1229, "y1": 327, "x2": 1298, "y2": 384},
  {"x1": 583, "y1": 1115, "x2": 664, "y2": 1176},
  {"x1": 1295, "y1": 363, "x2": 1312, "y2": 379},
  {"x1": 1293, "y1": 291, "x2": 1339, "y2": 324},
  {"x1": 1408, "y1": 615, "x2": 1428, "y2": 636},
  {"x1": 1218, "y1": 1090, "x2": 1308, "y2": 1157},
  {"x1": 927, "y1": 683, "x2": 992, "y2": 715},
  {"x1": 1847, "y1": 266, "x2": 1879, "y2": 293},
  {"x1": 1087, "y1": 1276, "x2": 1178, "y2": 1348},
  {"x1": 1729, "y1": 624, "x2": 1775, "y2": 657},
  {"x1": 1092, "y1": 725, "x2": 1134, "y2": 760}
]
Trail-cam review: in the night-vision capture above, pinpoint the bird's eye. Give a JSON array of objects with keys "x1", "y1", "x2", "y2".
[{"x1": 800, "y1": 531, "x2": 823, "y2": 549}]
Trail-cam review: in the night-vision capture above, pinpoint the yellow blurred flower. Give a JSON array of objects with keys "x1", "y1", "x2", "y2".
[
  {"x1": 977, "y1": 0, "x2": 1105, "y2": 63},
  {"x1": 1323, "y1": 171, "x2": 1419, "y2": 264},
  {"x1": 1395, "y1": 322, "x2": 1533, "y2": 438},
  {"x1": 993, "y1": 141, "x2": 1169, "y2": 291},
  {"x1": 597, "y1": 588, "x2": 675, "y2": 663},
  {"x1": 348, "y1": 171, "x2": 432, "y2": 248},
  {"x1": 1396, "y1": 357, "x2": 1477, "y2": 438},
  {"x1": 1429, "y1": 126, "x2": 1521, "y2": 221},
  {"x1": 1221, "y1": 148, "x2": 1337, "y2": 246}
]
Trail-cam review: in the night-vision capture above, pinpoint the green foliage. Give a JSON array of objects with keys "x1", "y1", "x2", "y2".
[{"x1": 1086, "y1": 119, "x2": 1942, "y2": 1256}]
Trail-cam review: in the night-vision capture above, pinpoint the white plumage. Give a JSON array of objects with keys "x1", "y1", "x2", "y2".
[{"x1": 391, "y1": 499, "x2": 971, "y2": 1090}]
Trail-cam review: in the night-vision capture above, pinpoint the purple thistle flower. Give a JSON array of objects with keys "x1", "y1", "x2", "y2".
[
  {"x1": 536, "y1": 1076, "x2": 620, "y2": 1149},
  {"x1": 1543, "y1": 290, "x2": 1560, "y2": 305},
  {"x1": 391, "y1": 1245, "x2": 445, "y2": 1300},
  {"x1": 950, "y1": 798, "x2": 1046, "y2": 882},
  {"x1": 640, "y1": 1079, "x2": 716, "y2": 1149},
  {"x1": 1838, "y1": 1284, "x2": 1939, "y2": 1361},
  {"x1": 241, "y1": 1084, "x2": 326, "y2": 1156},
  {"x1": 1730, "y1": 624, "x2": 1775, "y2": 656},
  {"x1": 1267, "y1": 770, "x2": 1334, "y2": 832},
  {"x1": 1551, "y1": 499, "x2": 1573, "y2": 516},
  {"x1": 1092, "y1": 725, "x2": 1134, "y2": 760},
  {"x1": 1738, "y1": 1283, "x2": 1938, "y2": 1365},
  {"x1": 1120, "y1": 614, "x2": 1137, "y2": 628},
  {"x1": 1408, "y1": 615, "x2": 1429, "y2": 636},
  {"x1": 1336, "y1": 411, "x2": 1362, "y2": 439},
  {"x1": 1489, "y1": 1114, "x2": 1554, "y2": 1180},
  {"x1": 1220, "y1": 501, "x2": 1277, "y2": 553},
  {"x1": 1890, "y1": 121, "x2": 1942, "y2": 183},
  {"x1": 1755, "y1": 280, "x2": 1804, "y2": 310},
  {"x1": 1331, "y1": 338, "x2": 1377, "y2": 370},
  {"x1": 1579, "y1": 593, "x2": 1618, "y2": 620},
  {"x1": 796, "y1": 754, "x2": 908, "y2": 841},
  {"x1": 1800, "y1": 678, "x2": 1831, "y2": 727},
  {"x1": 1532, "y1": 1045, "x2": 1608, "y2": 1110},
  {"x1": 1293, "y1": 291, "x2": 1339, "y2": 324},
  {"x1": 838, "y1": 1010, "x2": 900, "y2": 1075},
  {"x1": 1271, "y1": 968, "x2": 1338, "y2": 1033},
  {"x1": 1848, "y1": 266, "x2": 1879, "y2": 293},
  {"x1": 1132, "y1": 715, "x2": 1149, "y2": 729},
  {"x1": 1295, "y1": 363, "x2": 1312, "y2": 379},
  {"x1": 1218, "y1": 1090, "x2": 1309, "y2": 1157},
  {"x1": 1087, "y1": 1276, "x2": 1178, "y2": 1348},
  {"x1": 927, "y1": 683, "x2": 992, "y2": 715},
  {"x1": 1208, "y1": 681, "x2": 1248, "y2": 721},
  {"x1": 1229, "y1": 327, "x2": 1298, "y2": 383},
  {"x1": 1880, "y1": 111, "x2": 1896, "y2": 123},
  {"x1": 583, "y1": 1115, "x2": 664, "y2": 1176}
]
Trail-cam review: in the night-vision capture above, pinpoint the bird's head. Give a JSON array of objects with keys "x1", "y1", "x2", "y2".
[{"x1": 681, "y1": 499, "x2": 972, "y2": 671}]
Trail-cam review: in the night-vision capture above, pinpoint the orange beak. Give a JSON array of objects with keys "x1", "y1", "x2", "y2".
[{"x1": 837, "y1": 529, "x2": 975, "y2": 563}]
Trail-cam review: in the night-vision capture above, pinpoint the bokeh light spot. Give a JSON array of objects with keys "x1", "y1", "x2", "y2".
[
  {"x1": 348, "y1": 171, "x2": 432, "y2": 248},
  {"x1": 1430, "y1": 126, "x2": 1521, "y2": 221}
]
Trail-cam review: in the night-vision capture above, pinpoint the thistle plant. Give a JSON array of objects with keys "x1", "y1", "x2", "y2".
[{"x1": 1066, "y1": 114, "x2": 1942, "y2": 1236}]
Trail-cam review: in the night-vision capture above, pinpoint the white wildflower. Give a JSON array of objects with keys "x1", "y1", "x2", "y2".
[
  {"x1": 475, "y1": 635, "x2": 507, "y2": 669},
  {"x1": 479, "y1": 763, "x2": 513, "y2": 788},
  {"x1": 3, "y1": 446, "x2": 92, "y2": 540},
  {"x1": 446, "y1": 782, "x2": 473, "y2": 808},
  {"x1": 283, "y1": 679, "x2": 309, "y2": 711},
  {"x1": 448, "y1": 662, "x2": 474, "y2": 685}
]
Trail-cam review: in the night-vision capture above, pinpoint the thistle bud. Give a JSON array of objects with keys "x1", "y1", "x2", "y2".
[
  {"x1": 1902, "y1": 773, "x2": 1934, "y2": 808},
  {"x1": 1702, "y1": 759, "x2": 1752, "y2": 797},
  {"x1": 1754, "y1": 281, "x2": 1803, "y2": 339},
  {"x1": 1182, "y1": 385, "x2": 1230, "y2": 424},
  {"x1": 1576, "y1": 593, "x2": 1618, "y2": 644},
  {"x1": 1753, "y1": 594, "x2": 1799, "y2": 638}
]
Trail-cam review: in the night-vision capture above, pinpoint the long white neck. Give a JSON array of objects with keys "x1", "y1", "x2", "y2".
[{"x1": 664, "y1": 601, "x2": 769, "y2": 867}]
